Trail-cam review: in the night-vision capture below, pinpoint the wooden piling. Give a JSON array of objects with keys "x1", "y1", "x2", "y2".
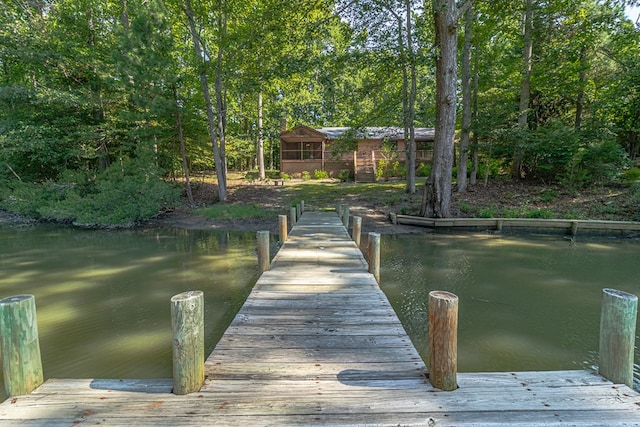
[
  {"x1": 257, "y1": 230, "x2": 270, "y2": 274},
  {"x1": 0, "y1": 295, "x2": 43, "y2": 397},
  {"x1": 171, "y1": 290, "x2": 204, "y2": 395},
  {"x1": 599, "y1": 288, "x2": 638, "y2": 388},
  {"x1": 570, "y1": 221, "x2": 579, "y2": 236},
  {"x1": 342, "y1": 206, "x2": 350, "y2": 227},
  {"x1": 368, "y1": 232, "x2": 380, "y2": 283},
  {"x1": 296, "y1": 202, "x2": 302, "y2": 219},
  {"x1": 300, "y1": 200, "x2": 305, "y2": 213},
  {"x1": 352, "y1": 216, "x2": 362, "y2": 247},
  {"x1": 428, "y1": 290, "x2": 459, "y2": 391},
  {"x1": 336, "y1": 203, "x2": 342, "y2": 217},
  {"x1": 278, "y1": 215, "x2": 288, "y2": 243},
  {"x1": 290, "y1": 206, "x2": 297, "y2": 226}
]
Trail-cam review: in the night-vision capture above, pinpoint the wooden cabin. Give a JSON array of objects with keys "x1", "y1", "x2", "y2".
[{"x1": 279, "y1": 125, "x2": 435, "y2": 182}]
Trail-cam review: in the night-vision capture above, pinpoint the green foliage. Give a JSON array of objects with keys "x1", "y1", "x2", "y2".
[
  {"x1": 623, "y1": 167, "x2": 640, "y2": 183},
  {"x1": 313, "y1": 169, "x2": 329, "y2": 179},
  {"x1": 280, "y1": 172, "x2": 292, "y2": 180},
  {"x1": 301, "y1": 171, "x2": 311, "y2": 180},
  {"x1": 416, "y1": 163, "x2": 431, "y2": 177},
  {"x1": 539, "y1": 188, "x2": 559, "y2": 203},
  {"x1": 479, "y1": 206, "x2": 497, "y2": 218},
  {"x1": 524, "y1": 208, "x2": 555, "y2": 219},
  {"x1": 337, "y1": 169, "x2": 351, "y2": 182},
  {"x1": 0, "y1": 147, "x2": 180, "y2": 226}
]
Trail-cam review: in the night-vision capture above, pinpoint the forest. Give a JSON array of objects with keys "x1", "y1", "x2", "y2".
[{"x1": 0, "y1": 0, "x2": 639, "y2": 225}]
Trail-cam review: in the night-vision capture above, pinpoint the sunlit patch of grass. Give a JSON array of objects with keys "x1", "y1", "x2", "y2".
[{"x1": 196, "y1": 203, "x2": 278, "y2": 220}]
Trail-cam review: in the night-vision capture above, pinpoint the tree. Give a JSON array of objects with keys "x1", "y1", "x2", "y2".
[
  {"x1": 420, "y1": 0, "x2": 471, "y2": 217},
  {"x1": 457, "y1": 3, "x2": 474, "y2": 192}
]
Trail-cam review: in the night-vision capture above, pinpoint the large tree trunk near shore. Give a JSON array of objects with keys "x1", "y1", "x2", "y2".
[{"x1": 420, "y1": 0, "x2": 463, "y2": 217}]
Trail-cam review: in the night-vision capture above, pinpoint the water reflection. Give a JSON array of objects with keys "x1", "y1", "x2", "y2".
[
  {"x1": 380, "y1": 232, "x2": 640, "y2": 390},
  {"x1": 0, "y1": 225, "x2": 263, "y2": 401},
  {"x1": 1, "y1": 225, "x2": 638, "y2": 400}
]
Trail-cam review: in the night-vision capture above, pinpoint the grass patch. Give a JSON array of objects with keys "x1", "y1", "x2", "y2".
[
  {"x1": 285, "y1": 181, "x2": 407, "y2": 210},
  {"x1": 196, "y1": 203, "x2": 278, "y2": 220}
]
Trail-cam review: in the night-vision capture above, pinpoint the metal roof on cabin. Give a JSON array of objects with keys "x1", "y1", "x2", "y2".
[{"x1": 316, "y1": 127, "x2": 435, "y2": 140}]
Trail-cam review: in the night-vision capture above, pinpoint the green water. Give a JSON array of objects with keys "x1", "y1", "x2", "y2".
[
  {"x1": 0, "y1": 225, "x2": 639, "y2": 401},
  {"x1": 0, "y1": 225, "x2": 264, "y2": 400},
  {"x1": 380, "y1": 231, "x2": 640, "y2": 390}
]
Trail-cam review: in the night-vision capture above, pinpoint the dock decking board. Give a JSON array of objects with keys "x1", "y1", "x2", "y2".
[{"x1": 1, "y1": 211, "x2": 639, "y2": 426}]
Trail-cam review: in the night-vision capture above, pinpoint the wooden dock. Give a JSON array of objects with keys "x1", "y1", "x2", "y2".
[{"x1": 1, "y1": 211, "x2": 640, "y2": 425}]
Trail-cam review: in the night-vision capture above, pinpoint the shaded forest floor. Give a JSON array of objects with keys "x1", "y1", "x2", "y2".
[{"x1": 144, "y1": 175, "x2": 640, "y2": 234}]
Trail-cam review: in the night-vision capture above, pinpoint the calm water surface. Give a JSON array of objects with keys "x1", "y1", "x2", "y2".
[
  {"x1": 0, "y1": 225, "x2": 265, "y2": 400},
  {"x1": 380, "y1": 231, "x2": 640, "y2": 390},
  {"x1": 0, "y1": 225, "x2": 639, "y2": 401}
]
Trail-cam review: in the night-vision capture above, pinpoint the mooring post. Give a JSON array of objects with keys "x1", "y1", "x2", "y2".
[
  {"x1": 352, "y1": 216, "x2": 362, "y2": 247},
  {"x1": 0, "y1": 294, "x2": 43, "y2": 397},
  {"x1": 300, "y1": 200, "x2": 305, "y2": 214},
  {"x1": 342, "y1": 206, "x2": 350, "y2": 228},
  {"x1": 257, "y1": 230, "x2": 270, "y2": 274},
  {"x1": 296, "y1": 202, "x2": 302, "y2": 220},
  {"x1": 279, "y1": 215, "x2": 288, "y2": 243},
  {"x1": 428, "y1": 290, "x2": 459, "y2": 391},
  {"x1": 368, "y1": 232, "x2": 380, "y2": 283},
  {"x1": 570, "y1": 221, "x2": 579, "y2": 237},
  {"x1": 290, "y1": 206, "x2": 297, "y2": 226},
  {"x1": 336, "y1": 203, "x2": 342, "y2": 217},
  {"x1": 171, "y1": 290, "x2": 204, "y2": 395},
  {"x1": 599, "y1": 288, "x2": 638, "y2": 388}
]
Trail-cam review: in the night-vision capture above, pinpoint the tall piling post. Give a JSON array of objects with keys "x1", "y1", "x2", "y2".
[
  {"x1": 279, "y1": 215, "x2": 288, "y2": 243},
  {"x1": 342, "y1": 206, "x2": 350, "y2": 228},
  {"x1": 296, "y1": 202, "x2": 302, "y2": 220},
  {"x1": 336, "y1": 203, "x2": 342, "y2": 217},
  {"x1": 300, "y1": 200, "x2": 305, "y2": 214},
  {"x1": 368, "y1": 232, "x2": 380, "y2": 283},
  {"x1": 599, "y1": 288, "x2": 637, "y2": 388},
  {"x1": 290, "y1": 206, "x2": 297, "y2": 226},
  {"x1": 0, "y1": 295, "x2": 44, "y2": 397},
  {"x1": 352, "y1": 216, "x2": 362, "y2": 247},
  {"x1": 171, "y1": 290, "x2": 204, "y2": 395},
  {"x1": 428, "y1": 291, "x2": 459, "y2": 391},
  {"x1": 257, "y1": 230, "x2": 270, "y2": 274}
]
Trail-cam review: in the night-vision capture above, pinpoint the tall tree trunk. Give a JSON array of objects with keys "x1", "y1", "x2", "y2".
[
  {"x1": 405, "y1": 0, "x2": 417, "y2": 194},
  {"x1": 257, "y1": 90, "x2": 265, "y2": 179},
  {"x1": 512, "y1": 0, "x2": 534, "y2": 179},
  {"x1": 469, "y1": 51, "x2": 479, "y2": 186},
  {"x1": 574, "y1": 45, "x2": 587, "y2": 130},
  {"x1": 184, "y1": 0, "x2": 227, "y2": 201},
  {"x1": 215, "y1": 15, "x2": 228, "y2": 195},
  {"x1": 420, "y1": 0, "x2": 459, "y2": 218},
  {"x1": 457, "y1": 4, "x2": 473, "y2": 192},
  {"x1": 174, "y1": 88, "x2": 195, "y2": 207}
]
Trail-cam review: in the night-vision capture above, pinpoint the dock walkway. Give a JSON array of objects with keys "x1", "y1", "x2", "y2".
[{"x1": 1, "y1": 211, "x2": 640, "y2": 425}]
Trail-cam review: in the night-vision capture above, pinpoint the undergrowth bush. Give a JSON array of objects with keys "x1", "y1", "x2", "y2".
[{"x1": 0, "y1": 152, "x2": 179, "y2": 226}]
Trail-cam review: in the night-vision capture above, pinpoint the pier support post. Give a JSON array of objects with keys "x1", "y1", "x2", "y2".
[
  {"x1": 290, "y1": 206, "x2": 297, "y2": 226},
  {"x1": 336, "y1": 203, "x2": 342, "y2": 217},
  {"x1": 599, "y1": 288, "x2": 637, "y2": 388},
  {"x1": 570, "y1": 221, "x2": 579, "y2": 237},
  {"x1": 428, "y1": 291, "x2": 458, "y2": 391},
  {"x1": 368, "y1": 232, "x2": 380, "y2": 283},
  {"x1": 296, "y1": 202, "x2": 302, "y2": 219},
  {"x1": 257, "y1": 230, "x2": 270, "y2": 274},
  {"x1": 279, "y1": 215, "x2": 288, "y2": 243},
  {"x1": 342, "y1": 206, "x2": 350, "y2": 228},
  {"x1": 171, "y1": 290, "x2": 204, "y2": 395},
  {"x1": 352, "y1": 216, "x2": 362, "y2": 247},
  {"x1": 0, "y1": 295, "x2": 43, "y2": 397},
  {"x1": 300, "y1": 200, "x2": 305, "y2": 214}
]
